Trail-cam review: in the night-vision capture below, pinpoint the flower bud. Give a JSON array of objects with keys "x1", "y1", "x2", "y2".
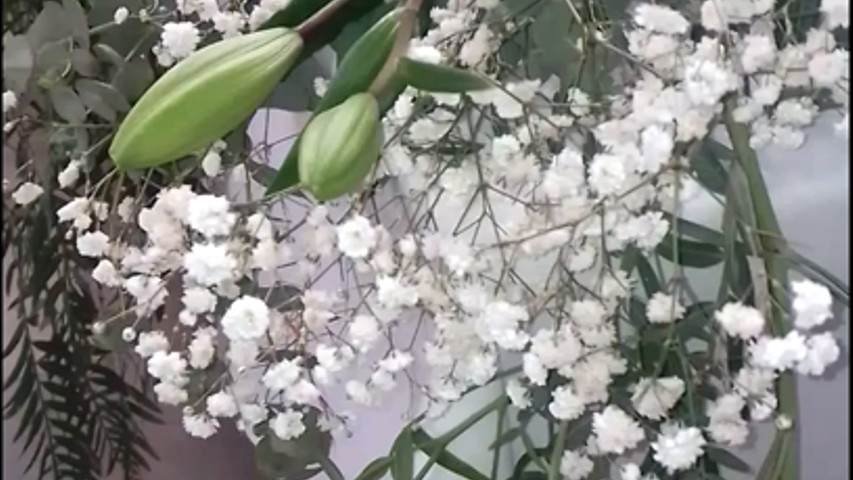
[
  {"x1": 298, "y1": 93, "x2": 381, "y2": 200},
  {"x1": 110, "y1": 28, "x2": 303, "y2": 169}
]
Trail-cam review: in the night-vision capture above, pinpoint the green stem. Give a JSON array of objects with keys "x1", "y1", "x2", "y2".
[
  {"x1": 367, "y1": 0, "x2": 423, "y2": 96},
  {"x1": 295, "y1": 0, "x2": 355, "y2": 38},
  {"x1": 723, "y1": 97, "x2": 798, "y2": 480},
  {"x1": 546, "y1": 422, "x2": 568, "y2": 480}
]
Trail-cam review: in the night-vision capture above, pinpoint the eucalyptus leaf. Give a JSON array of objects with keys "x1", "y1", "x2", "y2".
[
  {"x1": 111, "y1": 56, "x2": 154, "y2": 102},
  {"x1": 62, "y1": 0, "x2": 89, "y2": 49},
  {"x1": 75, "y1": 79, "x2": 130, "y2": 112},
  {"x1": 26, "y1": 1, "x2": 71, "y2": 50},
  {"x1": 76, "y1": 84, "x2": 116, "y2": 122},
  {"x1": 35, "y1": 41, "x2": 71, "y2": 80},
  {"x1": 48, "y1": 84, "x2": 87, "y2": 122},
  {"x1": 397, "y1": 58, "x2": 492, "y2": 93},
  {"x1": 92, "y1": 43, "x2": 126, "y2": 68},
  {"x1": 4, "y1": 35, "x2": 35, "y2": 92},
  {"x1": 71, "y1": 49, "x2": 100, "y2": 76}
]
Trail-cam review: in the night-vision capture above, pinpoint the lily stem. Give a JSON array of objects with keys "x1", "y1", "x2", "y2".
[{"x1": 723, "y1": 96, "x2": 798, "y2": 480}]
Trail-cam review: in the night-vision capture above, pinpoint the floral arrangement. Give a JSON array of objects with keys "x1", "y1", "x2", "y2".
[{"x1": 2, "y1": 0, "x2": 849, "y2": 479}]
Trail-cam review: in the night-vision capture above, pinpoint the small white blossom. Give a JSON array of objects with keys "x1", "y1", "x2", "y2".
[
  {"x1": 592, "y1": 405, "x2": 645, "y2": 454},
  {"x1": 549, "y1": 385, "x2": 585, "y2": 421},
  {"x1": 2, "y1": 90, "x2": 17, "y2": 113},
  {"x1": 11, "y1": 182, "x2": 43, "y2": 205},
  {"x1": 715, "y1": 302, "x2": 765, "y2": 339},
  {"x1": 631, "y1": 376, "x2": 685, "y2": 420},
  {"x1": 154, "y1": 382, "x2": 188, "y2": 405},
  {"x1": 706, "y1": 394, "x2": 749, "y2": 446},
  {"x1": 183, "y1": 414, "x2": 219, "y2": 438},
  {"x1": 113, "y1": 6, "x2": 129, "y2": 24},
  {"x1": 76, "y1": 231, "x2": 110, "y2": 258},
  {"x1": 560, "y1": 449, "x2": 594, "y2": 480},
  {"x1": 796, "y1": 332, "x2": 841, "y2": 375},
  {"x1": 187, "y1": 195, "x2": 236, "y2": 238},
  {"x1": 154, "y1": 22, "x2": 200, "y2": 66},
  {"x1": 270, "y1": 410, "x2": 305, "y2": 440},
  {"x1": 263, "y1": 357, "x2": 302, "y2": 392},
  {"x1": 221, "y1": 296, "x2": 270, "y2": 342},
  {"x1": 337, "y1": 215, "x2": 377, "y2": 259},
  {"x1": 651, "y1": 423, "x2": 707, "y2": 474},
  {"x1": 147, "y1": 351, "x2": 187, "y2": 383},
  {"x1": 791, "y1": 279, "x2": 833, "y2": 330},
  {"x1": 646, "y1": 293, "x2": 685, "y2": 324},
  {"x1": 206, "y1": 391, "x2": 238, "y2": 418}
]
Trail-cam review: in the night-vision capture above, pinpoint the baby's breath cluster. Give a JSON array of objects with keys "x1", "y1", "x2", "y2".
[{"x1": 4, "y1": 0, "x2": 848, "y2": 477}]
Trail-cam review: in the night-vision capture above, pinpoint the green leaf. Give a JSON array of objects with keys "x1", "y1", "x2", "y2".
[
  {"x1": 689, "y1": 139, "x2": 730, "y2": 195},
  {"x1": 4, "y1": 35, "x2": 35, "y2": 92},
  {"x1": 412, "y1": 429, "x2": 490, "y2": 480},
  {"x1": 261, "y1": 0, "x2": 386, "y2": 63},
  {"x1": 635, "y1": 254, "x2": 660, "y2": 296},
  {"x1": 111, "y1": 56, "x2": 154, "y2": 102},
  {"x1": 62, "y1": 0, "x2": 90, "y2": 49},
  {"x1": 656, "y1": 233, "x2": 725, "y2": 268},
  {"x1": 76, "y1": 84, "x2": 115, "y2": 121},
  {"x1": 92, "y1": 43, "x2": 126, "y2": 68},
  {"x1": 71, "y1": 49, "x2": 100, "y2": 77},
  {"x1": 265, "y1": 8, "x2": 400, "y2": 195},
  {"x1": 509, "y1": 473, "x2": 547, "y2": 480},
  {"x1": 48, "y1": 84, "x2": 87, "y2": 122},
  {"x1": 75, "y1": 79, "x2": 130, "y2": 112},
  {"x1": 254, "y1": 435, "x2": 317, "y2": 480},
  {"x1": 489, "y1": 426, "x2": 521, "y2": 450},
  {"x1": 396, "y1": 58, "x2": 491, "y2": 93},
  {"x1": 705, "y1": 446, "x2": 751, "y2": 473},
  {"x1": 390, "y1": 427, "x2": 414, "y2": 480},
  {"x1": 329, "y1": 1, "x2": 395, "y2": 60},
  {"x1": 355, "y1": 457, "x2": 392, "y2": 480},
  {"x1": 26, "y1": 2, "x2": 72, "y2": 50}
]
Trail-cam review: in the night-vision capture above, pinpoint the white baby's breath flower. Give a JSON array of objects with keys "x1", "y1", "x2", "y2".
[
  {"x1": 270, "y1": 410, "x2": 305, "y2": 440},
  {"x1": 560, "y1": 449, "x2": 594, "y2": 480},
  {"x1": 201, "y1": 150, "x2": 222, "y2": 177},
  {"x1": 651, "y1": 423, "x2": 707, "y2": 474},
  {"x1": 631, "y1": 376, "x2": 685, "y2": 420},
  {"x1": 791, "y1": 279, "x2": 833, "y2": 330},
  {"x1": 206, "y1": 391, "x2": 238, "y2": 418},
  {"x1": 183, "y1": 414, "x2": 219, "y2": 438},
  {"x1": 11, "y1": 182, "x2": 43, "y2": 205},
  {"x1": 221, "y1": 296, "x2": 270, "y2": 342},
  {"x1": 2, "y1": 90, "x2": 17, "y2": 113},
  {"x1": 76, "y1": 231, "x2": 110, "y2": 258},
  {"x1": 646, "y1": 293, "x2": 685, "y2": 324},
  {"x1": 337, "y1": 215, "x2": 377, "y2": 259},
  {"x1": 715, "y1": 302, "x2": 765, "y2": 339},
  {"x1": 592, "y1": 405, "x2": 645, "y2": 454},
  {"x1": 92, "y1": 259, "x2": 122, "y2": 286},
  {"x1": 113, "y1": 6, "x2": 129, "y2": 24}
]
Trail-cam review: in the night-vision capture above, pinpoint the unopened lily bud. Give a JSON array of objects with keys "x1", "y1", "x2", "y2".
[
  {"x1": 298, "y1": 93, "x2": 381, "y2": 200},
  {"x1": 110, "y1": 28, "x2": 303, "y2": 169}
]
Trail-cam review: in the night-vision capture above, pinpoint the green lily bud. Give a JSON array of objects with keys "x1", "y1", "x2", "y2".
[
  {"x1": 110, "y1": 28, "x2": 303, "y2": 169},
  {"x1": 298, "y1": 93, "x2": 381, "y2": 200}
]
